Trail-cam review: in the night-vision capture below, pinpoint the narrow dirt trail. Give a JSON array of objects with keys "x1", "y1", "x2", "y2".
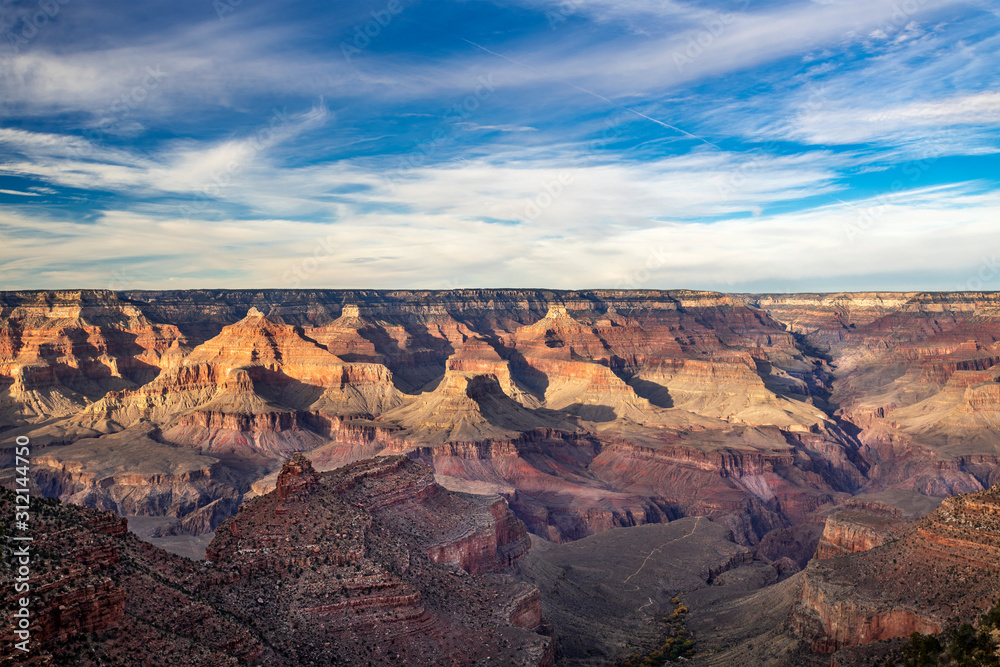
[{"x1": 622, "y1": 516, "x2": 704, "y2": 588}]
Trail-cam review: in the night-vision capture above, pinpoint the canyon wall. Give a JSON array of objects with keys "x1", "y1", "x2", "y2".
[
  {"x1": 4, "y1": 289, "x2": 1000, "y2": 552},
  {"x1": 790, "y1": 483, "x2": 1000, "y2": 656},
  {"x1": 0, "y1": 455, "x2": 552, "y2": 665}
]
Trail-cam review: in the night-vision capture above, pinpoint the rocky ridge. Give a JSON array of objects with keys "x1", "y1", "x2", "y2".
[
  {"x1": 789, "y1": 482, "x2": 1000, "y2": 657},
  {"x1": 0, "y1": 454, "x2": 551, "y2": 666}
]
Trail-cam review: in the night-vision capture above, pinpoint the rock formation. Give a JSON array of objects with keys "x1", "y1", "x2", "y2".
[
  {"x1": 790, "y1": 482, "x2": 1000, "y2": 657},
  {"x1": 681, "y1": 484, "x2": 1000, "y2": 666},
  {"x1": 10, "y1": 289, "x2": 1000, "y2": 663},
  {"x1": 5, "y1": 289, "x2": 1000, "y2": 552},
  {"x1": 274, "y1": 451, "x2": 320, "y2": 499},
  {"x1": 0, "y1": 456, "x2": 552, "y2": 666}
]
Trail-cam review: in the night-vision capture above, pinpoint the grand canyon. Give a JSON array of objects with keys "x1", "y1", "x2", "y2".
[{"x1": 5, "y1": 288, "x2": 1000, "y2": 665}]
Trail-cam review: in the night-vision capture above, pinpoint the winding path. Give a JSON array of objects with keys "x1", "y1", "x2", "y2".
[{"x1": 622, "y1": 516, "x2": 704, "y2": 587}]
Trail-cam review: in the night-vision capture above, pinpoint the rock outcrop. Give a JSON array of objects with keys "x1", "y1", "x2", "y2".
[
  {"x1": 0, "y1": 456, "x2": 552, "y2": 666},
  {"x1": 0, "y1": 290, "x2": 185, "y2": 424},
  {"x1": 274, "y1": 451, "x2": 320, "y2": 499},
  {"x1": 205, "y1": 454, "x2": 551, "y2": 664},
  {"x1": 815, "y1": 511, "x2": 895, "y2": 560},
  {"x1": 790, "y1": 483, "x2": 1000, "y2": 656}
]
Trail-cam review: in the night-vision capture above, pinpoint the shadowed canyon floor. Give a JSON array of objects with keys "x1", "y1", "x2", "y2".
[{"x1": 7, "y1": 289, "x2": 1000, "y2": 662}]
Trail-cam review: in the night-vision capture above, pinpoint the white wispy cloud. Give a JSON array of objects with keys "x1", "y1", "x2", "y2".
[
  {"x1": 679, "y1": 10, "x2": 1000, "y2": 165},
  {"x1": 486, "y1": 0, "x2": 972, "y2": 95},
  {"x1": 0, "y1": 123, "x2": 846, "y2": 225},
  {"x1": 0, "y1": 106, "x2": 330, "y2": 198},
  {"x1": 778, "y1": 90, "x2": 1000, "y2": 147},
  {"x1": 0, "y1": 18, "x2": 351, "y2": 125},
  {"x1": 2, "y1": 182, "x2": 998, "y2": 291},
  {"x1": 1, "y1": 0, "x2": 973, "y2": 127}
]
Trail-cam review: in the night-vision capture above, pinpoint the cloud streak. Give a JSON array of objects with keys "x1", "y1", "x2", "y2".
[{"x1": 0, "y1": 0, "x2": 997, "y2": 291}]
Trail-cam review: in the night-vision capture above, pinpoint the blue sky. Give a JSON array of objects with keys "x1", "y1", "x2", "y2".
[{"x1": 0, "y1": 0, "x2": 998, "y2": 291}]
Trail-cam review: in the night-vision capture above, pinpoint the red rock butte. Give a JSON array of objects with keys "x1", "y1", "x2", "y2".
[{"x1": 275, "y1": 451, "x2": 321, "y2": 499}]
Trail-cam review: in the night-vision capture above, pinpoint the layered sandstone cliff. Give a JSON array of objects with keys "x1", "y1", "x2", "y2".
[
  {"x1": 790, "y1": 482, "x2": 1000, "y2": 655},
  {"x1": 6, "y1": 289, "x2": 1000, "y2": 556}
]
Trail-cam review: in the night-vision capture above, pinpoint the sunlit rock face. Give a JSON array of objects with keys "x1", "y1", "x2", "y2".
[
  {"x1": 791, "y1": 484, "x2": 1000, "y2": 655},
  {"x1": 7, "y1": 288, "x2": 1000, "y2": 551}
]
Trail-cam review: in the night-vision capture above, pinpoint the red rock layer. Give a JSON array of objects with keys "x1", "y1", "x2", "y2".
[
  {"x1": 275, "y1": 452, "x2": 321, "y2": 499},
  {"x1": 791, "y1": 574, "x2": 942, "y2": 653},
  {"x1": 814, "y1": 511, "x2": 897, "y2": 560},
  {"x1": 10, "y1": 288, "x2": 1000, "y2": 564},
  {"x1": 0, "y1": 456, "x2": 553, "y2": 666},
  {"x1": 0, "y1": 502, "x2": 128, "y2": 652},
  {"x1": 0, "y1": 292, "x2": 186, "y2": 416},
  {"x1": 426, "y1": 496, "x2": 532, "y2": 574},
  {"x1": 790, "y1": 483, "x2": 1000, "y2": 655},
  {"x1": 205, "y1": 455, "x2": 550, "y2": 663}
]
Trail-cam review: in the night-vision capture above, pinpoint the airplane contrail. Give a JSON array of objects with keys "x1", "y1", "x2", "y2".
[
  {"x1": 460, "y1": 38, "x2": 723, "y2": 151},
  {"x1": 831, "y1": 196, "x2": 859, "y2": 209}
]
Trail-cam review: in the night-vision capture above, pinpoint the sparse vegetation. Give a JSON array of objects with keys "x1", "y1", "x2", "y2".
[
  {"x1": 886, "y1": 598, "x2": 1000, "y2": 666},
  {"x1": 625, "y1": 597, "x2": 696, "y2": 666}
]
